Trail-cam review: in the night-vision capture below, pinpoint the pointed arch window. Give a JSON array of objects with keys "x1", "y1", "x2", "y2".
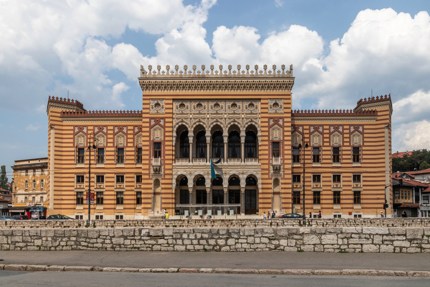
[
  {"x1": 245, "y1": 131, "x2": 257, "y2": 158},
  {"x1": 228, "y1": 131, "x2": 241, "y2": 158},
  {"x1": 196, "y1": 131, "x2": 206, "y2": 158},
  {"x1": 212, "y1": 131, "x2": 224, "y2": 158},
  {"x1": 179, "y1": 131, "x2": 189, "y2": 158}
]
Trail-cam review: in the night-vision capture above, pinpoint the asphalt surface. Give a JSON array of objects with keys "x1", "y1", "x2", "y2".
[{"x1": 1, "y1": 251, "x2": 430, "y2": 277}]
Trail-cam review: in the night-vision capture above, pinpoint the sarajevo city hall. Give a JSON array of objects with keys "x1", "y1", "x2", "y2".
[{"x1": 38, "y1": 64, "x2": 393, "y2": 219}]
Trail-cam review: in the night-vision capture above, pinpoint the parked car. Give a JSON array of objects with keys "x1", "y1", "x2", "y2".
[
  {"x1": 47, "y1": 214, "x2": 73, "y2": 220},
  {"x1": 280, "y1": 213, "x2": 302, "y2": 219},
  {"x1": 11, "y1": 214, "x2": 28, "y2": 220}
]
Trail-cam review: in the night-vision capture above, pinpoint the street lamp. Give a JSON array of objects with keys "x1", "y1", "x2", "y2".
[
  {"x1": 300, "y1": 141, "x2": 309, "y2": 220},
  {"x1": 87, "y1": 140, "x2": 96, "y2": 225}
]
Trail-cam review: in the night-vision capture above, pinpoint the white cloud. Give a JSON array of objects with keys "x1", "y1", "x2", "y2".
[
  {"x1": 393, "y1": 90, "x2": 430, "y2": 124},
  {"x1": 111, "y1": 82, "x2": 129, "y2": 108},
  {"x1": 394, "y1": 120, "x2": 430, "y2": 151}
]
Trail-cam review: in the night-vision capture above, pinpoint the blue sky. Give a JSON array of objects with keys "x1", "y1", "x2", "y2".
[{"x1": 1, "y1": 0, "x2": 430, "y2": 178}]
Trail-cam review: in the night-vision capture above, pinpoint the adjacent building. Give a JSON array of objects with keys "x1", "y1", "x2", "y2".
[
  {"x1": 46, "y1": 64, "x2": 392, "y2": 219},
  {"x1": 11, "y1": 158, "x2": 49, "y2": 212}
]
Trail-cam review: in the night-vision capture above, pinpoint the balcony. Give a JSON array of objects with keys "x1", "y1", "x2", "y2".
[
  {"x1": 175, "y1": 158, "x2": 190, "y2": 164},
  {"x1": 312, "y1": 182, "x2": 321, "y2": 188},
  {"x1": 245, "y1": 158, "x2": 258, "y2": 163},
  {"x1": 95, "y1": 183, "x2": 105, "y2": 189},
  {"x1": 75, "y1": 183, "x2": 85, "y2": 189},
  {"x1": 272, "y1": 157, "x2": 281, "y2": 173},
  {"x1": 152, "y1": 157, "x2": 162, "y2": 174},
  {"x1": 332, "y1": 183, "x2": 342, "y2": 188},
  {"x1": 115, "y1": 183, "x2": 125, "y2": 189},
  {"x1": 352, "y1": 182, "x2": 362, "y2": 188}
]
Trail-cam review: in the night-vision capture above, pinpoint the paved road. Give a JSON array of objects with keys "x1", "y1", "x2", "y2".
[
  {"x1": 1, "y1": 251, "x2": 429, "y2": 271},
  {"x1": 1, "y1": 271, "x2": 429, "y2": 287}
]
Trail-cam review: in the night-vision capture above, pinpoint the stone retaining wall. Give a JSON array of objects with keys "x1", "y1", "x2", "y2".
[{"x1": 1, "y1": 223, "x2": 430, "y2": 253}]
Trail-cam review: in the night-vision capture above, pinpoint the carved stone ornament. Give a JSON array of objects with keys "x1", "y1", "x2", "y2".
[
  {"x1": 268, "y1": 99, "x2": 283, "y2": 113},
  {"x1": 150, "y1": 100, "x2": 165, "y2": 114}
]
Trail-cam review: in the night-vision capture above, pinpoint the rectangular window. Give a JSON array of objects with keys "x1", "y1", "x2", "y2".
[
  {"x1": 135, "y1": 174, "x2": 142, "y2": 184},
  {"x1": 39, "y1": 196, "x2": 43, "y2": 203},
  {"x1": 76, "y1": 175, "x2": 85, "y2": 184},
  {"x1": 25, "y1": 180, "x2": 28, "y2": 189},
  {"x1": 95, "y1": 215, "x2": 104, "y2": 220},
  {"x1": 332, "y1": 174, "x2": 341, "y2": 183},
  {"x1": 333, "y1": 214, "x2": 342, "y2": 219},
  {"x1": 75, "y1": 214, "x2": 83, "y2": 220},
  {"x1": 353, "y1": 174, "x2": 361, "y2": 183},
  {"x1": 352, "y1": 146, "x2": 361, "y2": 163},
  {"x1": 312, "y1": 147, "x2": 320, "y2": 163},
  {"x1": 116, "y1": 174, "x2": 125, "y2": 184},
  {"x1": 292, "y1": 146, "x2": 300, "y2": 163},
  {"x1": 76, "y1": 192, "x2": 84, "y2": 205},
  {"x1": 96, "y1": 192, "x2": 104, "y2": 205},
  {"x1": 353, "y1": 190, "x2": 361, "y2": 204},
  {"x1": 116, "y1": 147, "x2": 125, "y2": 164},
  {"x1": 333, "y1": 191, "x2": 341, "y2": 205},
  {"x1": 96, "y1": 175, "x2": 104, "y2": 184},
  {"x1": 293, "y1": 174, "x2": 301, "y2": 183},
  {"x1": 313, "y1": 191, "x2": 321, "y2": 205},
  {"x1": 272, "y1": 142, "x2": 280, "y2": 157},
  {"x1": 116, "y1": 191, "x2": 124, "y2": 205},
  {"x1": 136, "y1": 147, "x2": 142, "y2": 164},
  {"x1": 353, "y1": 214, "x2": 362, "y2": 218},
  {"x1": 293, "y1": 191, "x2": 301, "y2": 204},
  {"x1": 136, "y1": 191, "x2": 142, "y2": 205},
  {"x1": 97, "y1": 148, "x2": 105, "y2": 164},
  {"x1": 77, "y1": 148, "x2": 85, "y2": 164},
  {"x1": 332, "y1": 147, "x2": 340, "y2": 163},
  {"x1": 40, "y1": 179, "x2": 44, "y2": 189},
  {"x1": 312, "y1": 174, "x2": 321, "y2": 183},
  {"x1": 153, "y1": 142, "x2": 162, "y2": 158},
  {"x1": 115, "y1": 214, "x2": 124, "y2": 220},
  {"x1": 422, "y1": 195, "x2": 429, "y2": 204}
]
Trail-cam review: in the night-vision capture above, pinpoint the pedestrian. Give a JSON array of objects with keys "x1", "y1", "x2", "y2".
[
  {"x1": 165, "y1": 211, "x2": 170, "y2": 220},
  {"x1": 401, "y1": 211, "x2": 407, "y2": 218},
  {"x1": 271, "y1": 210, "x2": 276, "y2": 219},
  {"x1": 267, "y1": 210, "x2": 270, "y2": 219},
  {"x1": 263, "y1": 213, "x2": 267, "y2": 220},
  {"x1": 318, "y1": 210, "x2": 321, "y2": 218}
]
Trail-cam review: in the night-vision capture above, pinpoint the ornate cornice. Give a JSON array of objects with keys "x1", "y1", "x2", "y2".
[
  {"x1": 139, "y1": 64, "x2": 294, "y2": 92},
  {"x1": 61, "y1": 110, "x2": 142, "y2": 120}
]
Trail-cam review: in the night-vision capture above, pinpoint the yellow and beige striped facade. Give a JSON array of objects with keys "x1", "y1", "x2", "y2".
[{"x1": 46, "y1": 64, "x2": 392, "y2": 219}]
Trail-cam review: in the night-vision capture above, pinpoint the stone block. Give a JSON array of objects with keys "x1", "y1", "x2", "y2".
[
  {"x1": 321, "y1": 234, "x2": 337, "y2": 245},
  {"x1": 303, "y1": 234, "x2": 320, "y2": 245},
  {"x1": 406, "y1": 229, "x2": 423, "y2": 239},
  {"x1": 362, "y1": 227, "x2": 389, "y2": 234},
  {"x1": 380, "y1": 245, "x2": 394, "y2": 252},
  {"x1": 362, "y1": 244, "x2": 379, "y2": 252},
  {"x1": 393, "y1": 240, "x2": 410, "y2": 247}
]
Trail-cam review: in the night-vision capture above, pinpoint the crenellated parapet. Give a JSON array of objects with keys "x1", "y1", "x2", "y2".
[
  {"x1": 139, "y1": 64, "x2": 295, "y2": 93},
  {"x1": 356, "y1": 94, "x2": 391, "y2": 106},
  {"x1": 292, "y1": 109, "x2": 377, "y2": 117},
  {"x1": 61, "y1": 110, "x2": 142, "y2": 118},
  {"x1": 355, "y1": 94, "x2": 392, "y2": 114},
  {"x1": 47, "y1": 96, "x2": 85, "y2": 113}
]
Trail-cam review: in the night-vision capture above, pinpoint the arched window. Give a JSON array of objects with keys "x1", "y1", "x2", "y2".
[
  {"x1": 246, "y1": 176, "x2": 257, "y2": 186},
  {"x1": 212, "y1": 176, "x2": 223, "y2": 186},
  {"x1": 179, "y1": 131, "x2": 189, "y2": 158},
  {"x1": 212, "y1": 131, "x2": 224, "y2": 158},
  {"x1": 196, "y1": 131, "x2": 206, "y2": 158},
  {"x1": 245, "y1": 131, "x2": 257, "y2": 158},
  {"x1": 228, "y1": 131, "x2": 241, "y2": 158},
  {"x1": 229, "y1": 176, "x2": 240, "y2": 186}
]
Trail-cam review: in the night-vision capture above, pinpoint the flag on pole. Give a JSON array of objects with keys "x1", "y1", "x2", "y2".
[{"x1": 210, "y1": 158, "x2": 223, "y2": 180}]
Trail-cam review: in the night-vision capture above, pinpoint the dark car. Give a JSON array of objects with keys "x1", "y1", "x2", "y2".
[
  {"x1": 47, "y1": 214, "x2": 73, "y2": 220},
  {"x1": 280, "y1": 213, "x2": 302, "y2": 219}
]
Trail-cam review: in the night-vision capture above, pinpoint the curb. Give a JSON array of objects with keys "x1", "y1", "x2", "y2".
[{"x1": 1, "y1": 264, "x2": 430, "y2": 277}]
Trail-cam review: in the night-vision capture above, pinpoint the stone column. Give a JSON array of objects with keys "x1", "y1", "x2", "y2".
[
  {"x1": 241, "y1": 134, "x2": 245, "y2": 162},
  {"x1": 206, "y1": 186, "x2": 212, "y2": 216},
  {"x1": 240, "y1": 186, "x2": 246, "y2": 215},
  {"x1": 223, "y1": 135, "x2": 228, "y2": 163},
  {"x1": 206, "y1": 135, "x2": 211, "y2": 162},
  {"x1": 188, "y1": 136, "x2": 193, "y2": 163},
  {"x1": 224, "y1": 186, "x2": 228, "y2": 214}
]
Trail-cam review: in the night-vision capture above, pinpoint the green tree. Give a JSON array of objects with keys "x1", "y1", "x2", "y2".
[
  {"x1": 0, "y1": 165, "x2": 8, "y2": 190},
  {"x1": 419, "y1": 161, "x2": 430, "y2": 170}
]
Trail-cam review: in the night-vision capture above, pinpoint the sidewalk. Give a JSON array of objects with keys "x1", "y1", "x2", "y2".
[{"x1": 1, "y1": 251, "x2": 430, "y2": 277}]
